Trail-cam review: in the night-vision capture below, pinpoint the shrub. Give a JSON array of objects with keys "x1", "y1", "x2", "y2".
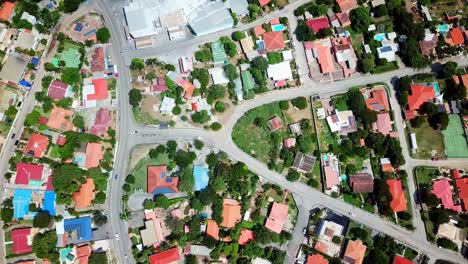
[
  {"x1": 279, "y1": 100, "x2": 289, "y2": 110},
  {"x1": 215, "y1": 101, "x2": 226, "y2": 113},
  {"x1": 291, "y1": 97, "x2": 308, "y2": 109},
  {"x1": 211, "y1": 122, "x2": 222, "y2": 131}
]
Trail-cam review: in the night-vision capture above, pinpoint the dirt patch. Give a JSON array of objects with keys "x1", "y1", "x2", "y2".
[
  {"x1": 129, "y1": 144, "x2": 156, "y2": 169},
  {"x1": 285, "y1": 99, "x2": 313, "y2": 123},
  {"x1": 141, "y1": 95, "x2": 159, "y2": 119}
]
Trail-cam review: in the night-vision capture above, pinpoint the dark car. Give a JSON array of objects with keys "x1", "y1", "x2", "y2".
[
  {"x1": 159, "y1": 122, "x2": 169, "y2": 129},
  {"x1": 11, "y1": 133, "x2": 16, "y2": 139},
  {"x1": 114, "y1": 174, "x2": 118, "y2": 179},
  {"x1": 14, "y1": 140, "x2": 19, "y2": 146}
]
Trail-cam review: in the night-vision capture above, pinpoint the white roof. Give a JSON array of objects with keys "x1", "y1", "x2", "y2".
[
  {"x1": 0, "y1": 53, "x2": 28, "y2": 84},
  {"x1": 20, "y1": 12, "x2": 37, "y2": 24},
  {"x1": 234, "y1": 77, "x2": 243, "y2": 101},
  {"x1": 193, "y1": 96, "x2": 211, "y2": 112},
  {"x1": 209, "y1": 67, "x2": 230, "y2": 85},
  {"x1": 377, "y1": 43, "x2": 399, "y2": 62},
  {"x1": 190, "y1": 245, "x2": 213, "y2": 256},
  {"x1": 82, "y1": 84, "x2": 97, "y2": 108},
  {"x1": 225, "y1": 0, "x2": 249, "y2": 15},
  {"x1": 160, "y1": 96, "x2": 176, "y2": 113},
  {"x1": 282, "y1": 50, "x2": 293, "y2": 61},
  {"x1": 56, "y1": 220, "x2": 65, "y2": 234},
  {"x1": 267, "y1": 61, "x2": 293, "y2": 81},
  {"x1": 371, "y1": 0, "x2": 385, "y2": 7},
  {"x1": 368, "y1": 24, "x2": 376, "y2": 31},
  {"x1": 188, "y1": 1, "x2": 233, "y2": 36}
]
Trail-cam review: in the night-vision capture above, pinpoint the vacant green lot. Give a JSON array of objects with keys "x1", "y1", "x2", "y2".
[
  {"x1": 408, "y1": 122, "x2": 446, "y2": 159},
  {"x1": 442, "y1": 115, "x2": 468, "y2": 158},
  {"x1": 131, "y1": 153, "x2": 170, "y2": 192},
  {"x1": 414, "y1": 166, "x2": 438, "y2": 185},
  {"x1": 232, "y1": 101, "x2": 291, "y2": 163}
]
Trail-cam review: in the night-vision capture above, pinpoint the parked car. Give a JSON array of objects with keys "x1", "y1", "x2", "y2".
[
  {"x1": 14, "y1": 140, "x2": 19, "y2": 146},
  {"x1": 114, "y1": 174, "x2": 118, "y2": 180},
  {"x1": 11, "y1": 133, "x2": 15, "y2": 139},
  {"x1": 115, "y1": 233, "x2": 119, "y2": 240}
]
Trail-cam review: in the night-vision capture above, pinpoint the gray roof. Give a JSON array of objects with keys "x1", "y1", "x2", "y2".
[
  {"x1": 0, "y1": 53, "x2": 29, "y2": 84},
  {"x1": 292, "y1": 152, "x2": 316, "y2": 173},
  {"x1": 189, "y1": 1, "x2": 233, "y2": 36},
  {"x1": 225, "y1": 0, "x2": 249, "y2": 15}
]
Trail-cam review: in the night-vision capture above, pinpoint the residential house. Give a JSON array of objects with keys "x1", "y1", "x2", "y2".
[
  {"x1": 24, "y1": 133, "x2": 49, "y2": 158},
  {"x1": 83, "y1": 78, "x2": 109, "y2": 108},
  {"x1": 331, "y1": 37, "x2": 357, "y2": 78},
  {"x1": 258, "y1": 0, "x2": 271, "y2": 6},
  {"x1": 141, "y1": 220, "x2": 158, "y2": 246},
  {"x1": 432, "y1": 179, "x2": 462, "y2": 212},
  {"x1": 407, "y1": 84, "x2": 436, "y2": 112},
  {"x1": 268, "y1": 116, "x2": 284, "y2": 131},
  {"x1": 72, "y1": 178, "x2": 95, "y2": 208},
  {"x1": 380, "y1": 158, "x2": 394, "y2": 173},
  {"x1": 349, "y1": 173, "x2": 374, "y2": 193},
  {"x1": 225, "y1": 0, "x2": 249, "y2": 16},
  {"x1": 178, "y1": 57, "x2": 193, "y2": 74},
  {"x1": 326, "y1": 110, "x2": 357, "y2": 135},
  {"x1": 263, "y1": 31, "x2": 286, "y2": 51},
  {"x1": 211, "y1": 40, "x2": 227, "y2": 64},
  {"x1": 206, "y1": 219, "x2": 219, "y2": 240},
  {"x1": 393, "y1": 256, "x2": 414, "y2": 264},
  {"x1": 0, "y1": 53, "x2": 29, "y2": 85},
  {"x1": 160, "y1": 97, "x2": 176, "y2": 114},
  {"x1": 387, "y1": 179, "x2": 407, "y2": 212},
  {"x1": 48, "y1": 80, "x2": 71, "y2": 100},
  {"x1": 455, "y1": 177, "x2": 468, "y2": 211},
  {"x1": 343, "y1": 239, "x2": 367, "y2": 264},
  {"x1": 445, "y1": 27, "x2": 465, "y2": 46},
  {"x1": 336, "y1": 0, "x2": 357, "y2": 12},
  {"x1": 149, "y1": 248, "x2": 180, "y2": 264},
  {"x1": 307, "y1": 254, "x2": 329, "y2": 264},
  {"x1": 241, "y1": 71, "x2": 255, "y2": 92},
  {"x1": 289, "y1": 122, "x2": 303, "y2": 135},
  {"x1": 304, "y1": 39, "x2": 336, "y2": 75},
  {"x1": 238, "y1": 229, "x2": 254, "y2": 245},
  {"x1": 363, "y1": 87, "x2": 389, "y2": 111},
  {"x1": 0, "y1": 88, "x2": 17, "y2": 121},
  {"x1": 306, "y1": 17, "x2": 330, "y2": 33},
  {"x1": 324, "y1": 166, "x2": 339, "y2": 190},
  {"x1": 15, "y1": 163, "x2": 44, "y2": 185},
  {"x1": 221, "y1": 198, "x2": 242, "y2": 228},
  {"x1": 85, "y1": 143, "x2": 103, "y2": 169},
  {"x1": 145, "y1": 209, "x2": 165, "y2": 243},
  {"x1": 76, "y1": 244, "x2": 92, "y2": 264},
  {"x1": 147, "y1": 165, "x2": 179, "y2": 195},
  {"x1": 283, "y1": 138, "x2": 296, "y2": 148},
  {"x1": 267, "y1": 61, "x2": 293, "y2": 81},
  {"x1": 336, "y1": 12, "x2": 351, "y2": 27},
  {"x1": 63, "y1": 216, "x2": 93, "y2": 243},
  {"x1": 16, "y1": 30, "x2": 39, "y2": 51},
  {"x1": 419, "y1": 30, "x2": 437, "y2": 56},
  {"x1": 91, "y1": 47, "x2": 105, "y2": 72},
  {"x1": 91, "y1": 108, "x2": 111, "y2": 136},
  {"x1": 371, "y1": 0, "x2": 385, "y2": 7},
  {"x1": 176, "y1": 79, "x2": 195, "y2": 99},
  {"x1": 314, "y1": 220, "x2": 344, "y2": 257},
  {"x1": 0, "y1": 1, "x2": 15, "y2": 22},
  {"x1": 20, "y1": 12, "x2": 36, "y2": 25},
  {"x1": 46, "y1": 107, "x2": 74, "y2": 131},
  {"x1": 209, "y1": 67, "x2": 230, "y2": 85},
  {"x1": 11, "y1": 228, "x2": 32, "y2": 254},
  {"x1": 265, "y1": 202, "x2": 288, "y2": 234},
  {"x1": 372, "y1": 112, "x2": 397, "y2": 137},
  {"x1": 152, "y1": 77, "x2": 168, "y2": 93},
  {"x1": 292, "y1": 152, "x2": 316, "y2": 173},
  {"x1": 436, "y1": 223, "x2": 463, "y2": 245}
]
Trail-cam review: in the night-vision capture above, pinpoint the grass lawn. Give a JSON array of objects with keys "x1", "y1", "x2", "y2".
[
  {"x1": 232, "y1": 101, "x2": 291, "y2": 163},
  {"x1": 63, "y1": 39, "x2": 83, "y2": 51},
  {"x1": 133, "y1": 107, "x2": 160, "y2": 125},
  {"x1": 131, "y1": 153, "x2": 170, "y2": 192},
  {"x1": 5, "y1": 243, "x2": 13, "y2": 257},
  {"x1": 49, "y1": 145, "x2": 60, "y2": 159},
  {"x1": 414, "y1": 166, "x2": 438, "y2": 185},
  {"x1": 421, "y1": 210, "x2": 436, "y2": 242},
  {"x1": 241, "y1": 221, "x2": 256, "y2": 229},
  {"x1": 346, "y1": 221, "x2": 373, "y2": 246},
  {"x1": 442, "y1": 115, "x2": 468, "y2": 158},
  {"x1": 287, "y1": 193, "x2": 299, "y2": 224},
  {"x1": 408, "y1": 122, "x2": 446, "y2": 159},
  {"x1": 403, "y1": 247, "x2": 419, "y2": 260},
  {"x1": 343, "y1": 193, "x2": 375, "y2": 213},
  {"x1": 400, "y1": 178, "x2": 414, "y2": 228},
  {"x1": 332, "y1": 95, "x2": 349, "y2": 111},
  {"x1": 371, "y1": 62, "x2": 399, "y2": 74}
]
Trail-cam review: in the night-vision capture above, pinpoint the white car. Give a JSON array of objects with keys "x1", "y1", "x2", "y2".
[
  {"x1": 115, "y1": 233, "x2": 119, "y2": 240},
  {"x1": 124, "y1": 251, "x2": 128, "y2": 258}
]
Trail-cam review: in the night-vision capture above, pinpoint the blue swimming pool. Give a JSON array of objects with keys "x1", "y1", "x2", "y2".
[
  {"x1": 272, "y1": 24, "x2": 285, "y2": 31},
  {"x1": 432, "y1": 82, "x2": 440, "y2": 95},
  {"x1": 374, "y1": 33, "x2": 386, "y2": 41},
  {"x1": 438, "y1": 24, "x2": 449, "y2": 33}
]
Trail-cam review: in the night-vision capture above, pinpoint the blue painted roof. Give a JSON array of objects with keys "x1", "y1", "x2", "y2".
[
  {"x1": 42, "y1": 191, "x2": 56, "y2": 216},
  {"x1": 31, "y1": 57, "x2": 40, "y2": 66},
  {"x1": 193, "y1": 165, "x2": 210, "y2": 191},
  {"x1": 19, "y1": 80, "x2": 32, "y2": 87},
  {"x1": 257, "y1": 40, "x2": 265, "y2": 51},
  {"x1": 64, "y1": 216, "x2": 92, "y2": 241},
  {"x1": 84, "y1": 29, "x2": 96, "y2": 37},
  {"x1": 13, "y1": 189, "x2": 33, "y2": 219}
]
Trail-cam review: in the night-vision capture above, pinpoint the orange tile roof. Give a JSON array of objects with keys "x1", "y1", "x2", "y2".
[
  {"x1": 72, "y1": 178, "x2": 95, "y2": 208},
  {"x1": 254, "y1": 25, "x2": 266, "y2": 37},
  {"x1": 206, "y1": 220, "x2": 219, "y2": 240},
  {"x1": 85, "y1": 143, "x2": 104, "y2": 169},
  {"x1": 387, "y1": 179, "x2": 407, "y2": 212},
  {"x1": 344, "y1": 240, "x2": 367, "y2": 264},
  {"x1": 306, "y1": 40, "x2": 336, "y2": 74},
  {"x1": 381, "y1": 163, "x2": 394, "y2": 173},
  {"x1": 0, "y1": 2, "x2": 15, "y2": 21},
  {"x1": 221, "y1": 199, "x2": 242, "y2": 228},
  {"x1": 365, "y1": 89, "x2": 389, "y2": 111},
  {"x1": 24, "y1": 133, "x2": 49, "y2": 158},
  {"x1": 76, "y1": 244, "x2": 92, "y2": 264},
  {"x1": 238, "y1": 229, "x2": 254, "y2": 245},
  {"x1": 446, "y1": 27, "x2": 465, "y2": 46},
  {"x1": 336, "y1": 0, "x2": 357, "y2": 12},
  {"x1": 407, "y1": 84, "x2": 436, "y2": 111},
  {"x1": 314, "y1": 241, "x2": 328, "y2": 254},
  {"x1": 46, "y1": 107, "x2": 74, "y2": 131},
  {"x1": 258, "y1": 0, "x2": 271, "y2": 6},
  {"x1": 149, "y1": 247, "x2": 180, "y2": 264},
  {"x1": 307, "y1": 254, "x2": 329, "y2": 264},
  {"x1": 147, "y1": 165, "x2": 179, "y2": 194},
  {"x1": 265, "y1": 202, "x2": 288, "y2": 234},
  {"x1": 145, "y1": 210, "x2": 165, "y2": 242},
  {"x1": 263, "y1": 31, "x2": 286, "y2": 51}
]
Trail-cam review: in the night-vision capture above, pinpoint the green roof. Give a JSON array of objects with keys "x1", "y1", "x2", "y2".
[
  {"x1": 211, "y1": 40, "x2": 227, "y2": 63},
  {"x1": 241, "y1": 71, "x2": 255, "y2": 91}
]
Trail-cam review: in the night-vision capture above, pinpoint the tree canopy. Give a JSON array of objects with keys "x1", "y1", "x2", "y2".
[
  {"x1": 96, "y1": 27, "x2": 111, "y2": 43},
  {"x1": 350, "y1": 7, "x2": 371, "y2": 33}
]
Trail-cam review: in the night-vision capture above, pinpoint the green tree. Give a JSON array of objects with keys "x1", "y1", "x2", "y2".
[
  {"x1": 61, "y1": 68, "x2": 80, "y2": 85},
  {"x1": 130, "y1": 58, "x2": 145, "y2": 71},
  {"x1": 364, "y1": 249, "x2": 389, "y2": 264},
  {"x1": 62, "y1": 0, "x2": 81, "y2": 13},
  {"x1": 374, "y1": 5, "x2": 388, "y2": 17},
  {"x1": 350, "y1": 7, "x2": 371, "y2": 33},
  {"x1": 92, "y1": 211, "x2": 108, "y2": 226},
  {"x1": 128, "y1": 89, "x2": 142, "y2": 107},
  {"x1": 206, "y1": 152, "x2": 219, "y2": 168},
  {"x1": 232, "y1": 31, "x2": 245, "y2": 41},
  {"x1": 143, "y1": 199, "x2": 155, "y2": 209},
  {"x1": 126, "y1": 174, "x2": 136, "y2": 184},
  {"x1": 441, "y1": 61, "x2": 458, "y2": 79},
  {"x1": 220, "y1": 36, "x2": 237, "y2": 57},
  {"x1": 194, "y1": 139, "x2": 204, "y2": 150},
  {"x1": 286, "y1": 170, "x2": 301, "y2": 181},
  {"x1": 33, "y1": 211, "x2": 51, "y2": 228},
  {"x1": 94, "y1": 191, "x2": 106, "y2": 204},
  {"x1": 32, "y1": 231, "x2": 59, "y2": 262},
  {"x1": 359, "y1": 54, "x2": 376, "y2": 73},
  {"x1": 5, "y1": 106, "x2": 18, "y2": 117},
  {"x1": 192, "y1": 110, "x2": 211, "y2": 124},
  {"x1": 96, "y1": 27, "x2": 111, "y2": 43},
  {"x1": 223, "y1": 64, "x2": 239, "y2": 81},
  {"x1": 191, "y1": 68, "x2": 210, "y2": 88},
  {"x1": 73, "y1": 115, "x2": 85, "y2": 129},
  {"x1": 1, "y1": 207, "x2": 13, "y2": 222},
  {"x1": 175, "y1": 150, "x2": 197, "y2": 168},
  {"x1": 25, "y1": 110, "x2": 41, "y2": 127},
  {"x1": 154, "y1": 195, "x2": 171, "y2": 209},
  {"x1": 291, "y1": 97, "x2": 308, "y2": 109},
  {"x1": 164, "y1": 64, "x2": 176, "y2": 71},
  {"x1": 267, "y1": 52, "x2": 283, "y2": 64},
  {"x1": 195, "y1": 49, "x2": 212, "y2": 62},
  {"x1": 215, "y1": 101, "x2": 226, "y2": 112},
  {"x1": 437, "y1": 238, "x2": 458, "y2": 251},
  {"x1": 211, "y1": 122, "x2": 222, "y2": 131},
  {"x1": 172, "y1": 105, "x2": 182, "y2": 115},
  {"x1": 89, "y1": 252, "x2": 108, "y2": 264},
  {"x1": 279, "y1": 100, "x2": 289, "y2": 110},
  {"x1": 251, "y1": 56, "x2": 269, "y2": 72},
  {"x1": 209, "y1": 85, "x2": 226, "y2": 100}
]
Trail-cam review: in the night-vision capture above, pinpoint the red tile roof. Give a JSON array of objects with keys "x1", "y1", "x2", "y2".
[
  {"x1": 446, "y1": 27, "x2": 465, "y2": 46},
  {"x1": 307, "y1": 254, "x2": 329, "y2": 264},
  {"x1": 48, "y1": 80, "x2": 69, "y2": 100},
  {"x1": 336, "y1": 0, "x2": 357, "y2": 12},
  {"x1": 76, "y1": 244, "x2": 92, "y2": 264},
  {"x1": 283, "y1": 138, "x2": 296, "y2": 148},
  {"x1": 254, "y1": 25, "x2": 266, "y2": 37},
  {"x1": 452, "y1": 169, "x2": 461, "y2": 179},
  {"x1": 305, "y1": 40, "x2": 336, "y2": 74},
  {"x1": 147, "y1": 165, "x2": 179, "y2": 194},
  {"x1": 432, "y1": 179, "x2": 462, "y2": 212},
  {"x1": 263, "y1": 31, "x2": 286, "y2": 51},
  {"x1": 375, "y1": 112, "x2": 393, "y2": 136},
  {"x1": 91, "y1": 108, "x2": 110, "y2": 136},
  {"x1": 455, "y1": 177, "x2": 468, "y2": 211},
  {"x1": 46, "y1": 174, "x2": 54, "y2": 191},
  {"x1": 46, "y1": 107, "x2": 74, "y2": 131},
  {"x1": 407, "y1": 84, "x2": 436, "y2": 111},
  {"x1": 85, "y1": 143, "x2": 104, "y2": 169},
  {"x1": 91, "y1": 47, "x2": 105, "y2": 72},
  {"x1": 177, "y1": 79, "x2": 195, "y2": 100},
  {"x1": 404, "y1": 109, "x2": 416, "y2": 120},
  {"x1": 89, "y1": 78, "x2": 109, "y2": 100},
  {"x1": 268, "y1": 116, "x2": 284, "y2": 130},
  {"x1": 349, "y1": 173, "x2": 374, "y2": 193},
  {"x1": 152, "y1": 77, "x2": 168, "y2": 92},
  {"x1": 56, "y1": 134, "x2": 66, "y2": 146},
  {"x1": 324, "y1": 166, "x2": 339, "y2": 189},
  {"x1": 238, "y1": 229, "x2": 254, "y2": 245},
  {"x1": 24, "y1": 133, "x2": 49, "y2": 158},
  {"x1": 314, "y1": 241, "x2": 328, "y2": 254},
  {"x1": 387, "y1": 179, "x2": 407, "y2": 212},
  {"x1": 149, "y1": 247, "x2": 180, "y2": 264},
  {"x1": 258, "y1": 0, "x2": 271, "y2": 6},
  {"x1": 365, "y1": 89, "x2": 389, "y2": 111},
  {"x1": 306, "y1": 18, "x2": 330, "y2": 33},
  {"x1": 206, "y1": 219, "x2": 219, "y2": 240},
  {"x1": 15, "y1": 163, "x2": 44, "y2": 185},
  {"x1": 221, "y1": 199, "x2": 242, "y2": 228},
  {"x1": 0, "y1": 1, "x2": 15, "y2": 21},
  {"x1": 343, "y1": 240, "x2": 366, "y2": 264},
  {"x1": 393, "y1": 255, "x2": 413, "y2": 264},
  {"x1": 270, "y1": 18, "x2": 280, "y2": 25},
  {"x1": 72, "y1": 178, "x2": 95, "y2": 208},
  {"x1": 11, "y1": 228, "x2": 32, "y2": 254},
  {"x1": 265, "y1": 202, "x2": 288, "y2": 234}
]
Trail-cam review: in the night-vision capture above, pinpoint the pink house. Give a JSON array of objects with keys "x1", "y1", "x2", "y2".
[
  {"x1": 91, "y1": 108, "x2": 110, "y2": 136},
  {"x1": 324, "y1": 166, "x2": 339, "y2": 189},
  {"x1": 265, "y1": 202, "x2": 288, "y2": 234},
  {"x1": 432, "y1": 179, "x2": 462, "y2": 212}
]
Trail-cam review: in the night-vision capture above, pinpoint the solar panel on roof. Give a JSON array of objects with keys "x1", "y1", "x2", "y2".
[
  {"x1": 380, "y1": 46, "x2": 392, "y2": 53},
  {"x1": 257, "y1": 40, "x2": 265, "y2": 51}
]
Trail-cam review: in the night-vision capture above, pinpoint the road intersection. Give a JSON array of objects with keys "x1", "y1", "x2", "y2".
[{"x1": 0, "y1": 0, "x2": 467, "y2": 263}]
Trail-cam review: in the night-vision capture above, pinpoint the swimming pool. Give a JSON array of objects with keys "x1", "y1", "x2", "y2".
[
  {"x1": 432, "y1": 82, "x2": 440, "y2": 95},
  {"x1": 438, "y1": 24, "x2": 449, "y2": 33},
  {"x1": 374, "y1": 33, "x2": 386, "y2": 41},
  {"x1": 272, "y1": 24, "x2": 285, "y2": 31},
  {"x1": 323, "y1": 155, "x2": 329, "y2": 161}
]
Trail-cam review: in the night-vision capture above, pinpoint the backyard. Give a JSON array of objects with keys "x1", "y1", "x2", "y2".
[
  {"x1": 442, "y1": 115, "x2": 468, "y2": 158},
  {"x1": 408, "y1": 122, "x2": 446, "y2": 159},
  {"x1": 313, "y1": 100, "x2": 338, "y2": 151},
  {"x1": 130, "y1": 153, "x2": 171, "y2": 192}
]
